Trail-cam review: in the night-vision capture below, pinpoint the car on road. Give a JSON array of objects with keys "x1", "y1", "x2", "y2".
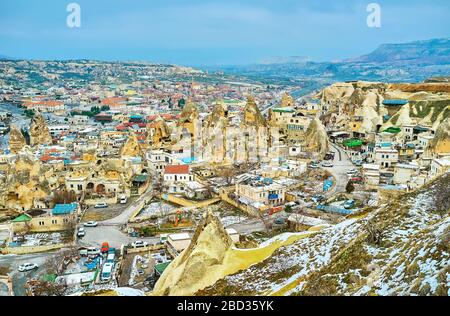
[
  {"x1": 354, "y1": 160, "x2": 363, "y2": 166},
  {"x1": 77, "y1": 227, "x2": 85, "y2": 237},
  {"x1": 131, "y1": 240, "x2": 148, "y2": 248},
  {"x1": 321, "y1": 161, "x2": 334, "y2": 167},
  {"x1": 18, "y1": 263, "x2": 38, "y2": 272},
  {"x1": 83, "y1": 221, "x2": 98, "y2": 227},
  {"x1": 94, "y1": 202, "x2": 108, "y2": 208},
  {"x1": 311, "y1": 195, "x2": 325, "y2": 203},
  {"x1": 101, "y1": 242, "x2": 110, "y2": 253},
  {"x1": 346, "y1": 169, "x2": 359, "y2": 176},
  {"x1": 343, "y1": 199, "x2": 355, "y2": 209},
  {"x1": 350, "y1": 176, "x2": 363, "y2": 183},
  {"x1": 119, "y1": 196, "x2": 127, "y2": 204},
  {"x1": 86, "y1": 247, "x2": 101, "y2": 257}
]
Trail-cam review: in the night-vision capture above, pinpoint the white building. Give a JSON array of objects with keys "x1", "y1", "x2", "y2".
[
  {"x1": 375, "y1": 148, "x2": 399, "y2": 168},
  {"x1": 429, "y1": 158, "x2": 450, "y2": 179},
  {"x1": 163, "y1": 165, "x2": 193, "y2": 193}
]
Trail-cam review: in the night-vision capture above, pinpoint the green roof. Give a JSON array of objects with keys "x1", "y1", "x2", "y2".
[
  {"x1": 383, "y1": 127, "x2": 401, "y2": 134},
  {"x1": 154, "y1": 261, "x2": 171, "y2": 275},
  {"x1": 12, "y1": 214, "x2": 32, "y2": 222},
  {"x1": 272, "y1": 107, "x2": 295, "y2": 113},
  {"x1": 132, "y1": 174, "x2": 149, "y2": 182},
  {"x1": 342, "y1": 139, "x2": 363, "y2": 148}
]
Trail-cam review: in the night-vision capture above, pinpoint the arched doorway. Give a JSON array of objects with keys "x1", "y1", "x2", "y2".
[
  {"x1": 87, "y1": 182, "x2": 94, "y2": 190},
  {"x1": 96, "y1": 184, "x2": 105, "y2": 194}
]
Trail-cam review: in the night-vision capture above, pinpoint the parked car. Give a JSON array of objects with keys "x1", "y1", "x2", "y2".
[
  {"x1": 94, "y1": 202, "x2": 108, "y2": 208},
  {"x1": 351, "y1": 177, "x2": 363, "y2": 183},
  {"x1": 343, "y1": 199, "x2": 355, "y2": 209},
  {"x1": 119, "y1": 196, "x2": 127, "y2": 204},
  {"x1": 131, "y1": 240, "x2": 148, "y2": 248},
  {"x1": 309, "y1": 163, "x2": 319, "y2": 169},
  {"x1": 311, "y1": 195, "x2": 325, "y2": 203},
  {"x1": 86, "y1": 247, "x2": 101, "y2": 257},
  {"x1": 83, "y1": 221, "x2": 98, "y2": 227},
  {"x1": 274, "y1": 217, "x2": 285, "y2": 225},
  {"x1": 346, "y1": 169, "x2": 358, "y2": 176},
  {"x1": 321, "y1": 161, "x2": 334, "y2": 167},
  {"x1": 101, "y1": 242, "x2": 110, "y2": 253},
  {"x1": 77, "y1": 227, "x2": 85, "y2": 237},
  {"x1": 18, "y1": 263, "x2": 38, "y2": 272}
]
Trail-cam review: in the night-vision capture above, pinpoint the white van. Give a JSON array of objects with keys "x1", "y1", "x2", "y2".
[
  {"x1": 87, "y1": 247, "x2": 100, "y2": 257},
  {"x1": 101, "y1": 263, "x2": 114, "y2": 282},
  {"x1": 119, "y1": 196, "x2": 127, "y2": 204}
]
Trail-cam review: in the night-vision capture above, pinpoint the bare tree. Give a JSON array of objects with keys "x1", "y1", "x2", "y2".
[
  {"x1": 365, "y1": 220, "x2": 384, "y2": 245},
  {"x1": 52, "y1": 189, "x2": 77, "y2": 204}
]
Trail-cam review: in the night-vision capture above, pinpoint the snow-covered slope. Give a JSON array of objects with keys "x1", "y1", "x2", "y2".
[{"x1": 199, "y1": 173, "x2": 450, "y2": 296}]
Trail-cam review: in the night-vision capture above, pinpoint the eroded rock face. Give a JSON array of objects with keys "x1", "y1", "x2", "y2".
[
  {"x1": 179, "y1": 100, "x2": 199, "y2": 124},
  {"x1": 243, "y1": 96, "x2": 267, "y2": 127},
  {"x1": 427, "y1": 117, "x2": 450, "y2": 156},
  {"x1": 149, "y1": 115, "x2": 171, "y2": 148},
  {"x1": 303, "y1": 118, "x2": 329, "y2": 158},
  {"x1": 152, "y1": 212, "x2": 233, "y2": 296},
  {"x1": 9, "y1": 125, "x2": 26, "y2": 154},
  {"x1": 29, "y1": 112, "x2": 52, "y2": 146},
  {"x1": 280, "y1": 92, "x2": 295, "y2": 108},
  {"x1": 0, "y1": 148, "x2": 50, "y2": 211},
  {"x1": 205, "y1": 101, "x2": 228, "y2": 128},
  {"x1": 120, "y1": 133, "x2": 142, "y2": 157}
]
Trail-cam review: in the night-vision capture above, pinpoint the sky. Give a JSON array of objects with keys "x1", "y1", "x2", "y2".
[{"x1": 0, "y1": 0, "x2": 449, "y2": 66}]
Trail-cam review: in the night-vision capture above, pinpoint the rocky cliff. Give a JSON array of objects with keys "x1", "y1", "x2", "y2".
[
  {"x1": 151, "y1": 212, "x2": 233, "y2": 296},
  {"x1": 29, "y1": 112, "x2": 52, "y2": 146},
  {"x1": 243, "y1": 95, "x2": 267, "y2": 127},
  {"x1": 303, "y1": 118, "x2": 329, "y2": 158},
  {"x1": 120, "y1": 133, "x2": 142, "y2": 157},
  {"x1": 8, "y1": 125, "x2": 26, "y2": 154},
  {"x1": 316, "y1": 81, "x2": 450, "y2": 133},
  {"x1": 427, "y1": 117, "x2": 450, "y2": 157}
]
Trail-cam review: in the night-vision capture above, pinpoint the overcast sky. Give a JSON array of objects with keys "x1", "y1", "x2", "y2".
[{"x1": 0, "y1": 0, "x2": 449, "y2": 65}]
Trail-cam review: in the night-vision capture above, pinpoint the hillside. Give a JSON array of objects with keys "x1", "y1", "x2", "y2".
[
  {"x1": 350, "y1": 38, "x2": 450, "y2": 65},
  {"x1": 198, "y1": 173, "x2": 450, "y2": 296},
  {"x1": 209, "y1": 38, "x2": 450, "y2": 83}
]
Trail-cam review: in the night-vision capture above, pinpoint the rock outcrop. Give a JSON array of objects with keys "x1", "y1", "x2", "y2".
[
  {"x1": 152, "y1": 212, "x2": 233, "y2": 296},
  {"x1": 179, "y1": 100, "x2": 199, "y2": 124},
  {"x1": 204, "y1": 100, "x2": 228, "y2": 128},
  {"x1": 148, "y1": 115, "x2": 171, "y2": 148},
  {"x1": 29, "y1": 113, "x2": 52, "y2": 146},
  {"x1": 303, "y1": 118, "x2": 329, "y2": 158},
  {"x1": 243, "y1": 96, "x2": 267, "y2": 127},
  {"x1": 280, "y1": 92, "x2": 295, "y2": 108},
  {"x1": 8, "y1": 125, "x2": 26, "y2": 154},
  {"x1": 120, "y1": 133, "x2": 142, "y2": 157},
  {"x1": 427, "y1": 117, "x2": 450, "y2": 156}
]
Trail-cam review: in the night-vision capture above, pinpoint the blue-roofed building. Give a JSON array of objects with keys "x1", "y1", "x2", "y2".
[
  {"x1": 52, "y1": 203, "x2": 78, "y2": 216},
  {"x1": 382, "y1": 100, "x2": 409, "y2": 106}
]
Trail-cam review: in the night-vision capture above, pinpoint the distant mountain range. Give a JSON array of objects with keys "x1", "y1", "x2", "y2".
[
  {"x1": 203, "y1": 38, "x2": 450, "y2": 90},
  {"x1": 348, "y1": 38, "x2": 450, "y2": 65},
  {"x1": 0, "y1": 54, "x2": 13, "y2": 60}
]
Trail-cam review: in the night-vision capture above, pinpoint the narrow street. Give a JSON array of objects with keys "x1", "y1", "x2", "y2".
[
  {"x1": 325, "y1": 143, "x2": 355, "y2": 198},
  {"x1": 0, "y1": 252, "x2": 56, "y2": 296},
  {"x1": 80, "y1": 186, "x2": 158, "y2": 248}
]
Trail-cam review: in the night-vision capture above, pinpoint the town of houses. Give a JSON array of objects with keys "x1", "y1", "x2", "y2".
[{"x1": 0, "y1": 59, "x2": 449, "y2": 296}]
